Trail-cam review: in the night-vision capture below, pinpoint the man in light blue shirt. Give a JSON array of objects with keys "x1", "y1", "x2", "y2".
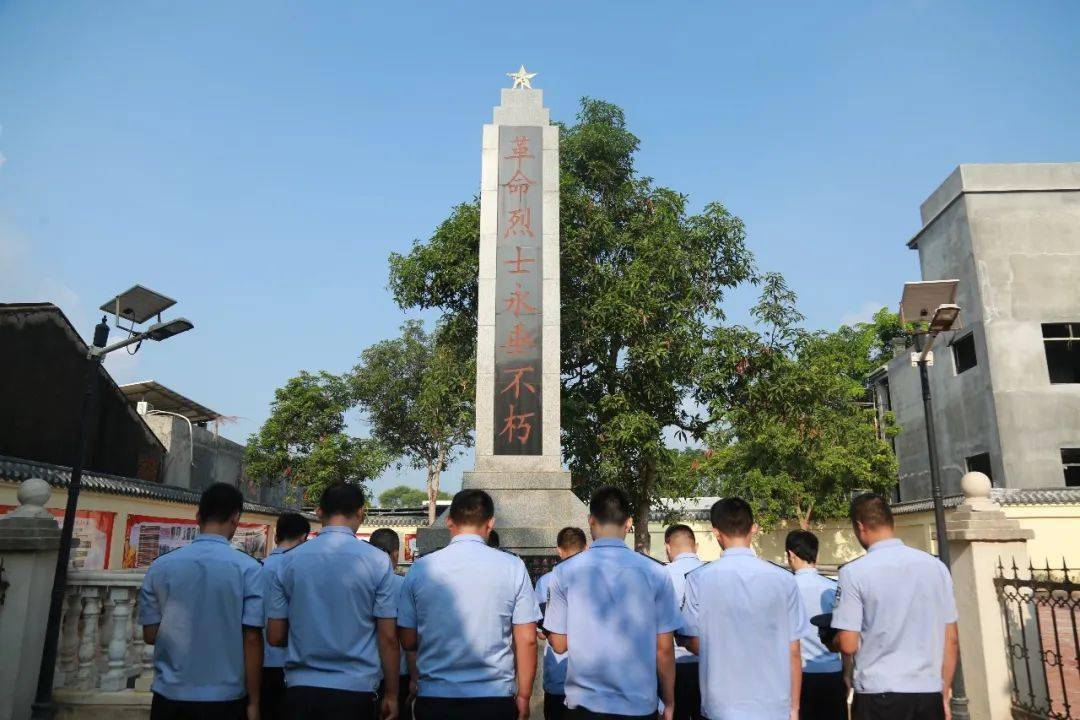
[
  {"x1": 398, "y1": 489, "x2": 540, "y2": 720},
  {"x1": 680, "y1": 498, "x2": 808, "y2": 720},
  {"x1": 260, "y1": 512, "x2": 310, "y2": 720},
  {"x1": 665, "y1": 524, "x2": 704, "y2": 720},
  {"x1": 832, "y1": 494, "x2": 959, "y2": 720},
  {"x1": 138, "y1": 483, "x2": 264, "y2": 720},
  {"x1": 545, "y1": 486, "x2": 681, "y2": 720},
  {"x1": 784, "y1": 530, "x2": 845, "y2": 720},
  {"x1": 369, "y1": 527, "x2": 417, "y2": 720},
  {"x1": 535, "y1": 526, "x2": 588, "y2": 720},
  {"x1": 268, "y1": 483, "x2": 400, "y2": 720}
]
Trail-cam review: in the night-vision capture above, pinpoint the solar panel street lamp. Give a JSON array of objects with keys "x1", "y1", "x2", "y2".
[
  {"x1": 899, "y1": 278, "x2": 968, "y2": 720},
  {"x1": 32, "y1": 285, "x2": 194, "y2": 720}
]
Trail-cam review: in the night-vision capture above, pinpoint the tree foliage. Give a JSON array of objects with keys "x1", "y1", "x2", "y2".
[
  {"x1": 695, "y1": 276, "x2": 900, "y2": 528},
  {"x1": 378, "y1": 484, "x2": 451, "y2": 509},
  {"x1": 350, "y1": 320, "x2": 474, "y2": 523},
  {"x1": 244, "y1": 371, "x2": 389, "y2": 501},
  {"x1": 387, "y1": 98, "x2": 755, "y2": 549}
]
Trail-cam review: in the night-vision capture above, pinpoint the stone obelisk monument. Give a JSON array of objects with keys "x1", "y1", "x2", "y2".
[{"x1": 418, "y1": 67, "x2": 588, "y2": 572}]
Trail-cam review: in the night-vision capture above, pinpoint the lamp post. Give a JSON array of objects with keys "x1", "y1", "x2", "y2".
[
  {"x1": 899, "y1": 281, "x2": 968, "y2": 719},
  {"x1": 31, "y1": 286, "x2": 193, "y2": 720}
]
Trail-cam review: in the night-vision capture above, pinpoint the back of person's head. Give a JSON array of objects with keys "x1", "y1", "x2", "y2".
[
  {"x1": 664, "y1": 524, "x2": 696, "y2": 547},
  {"x1": 448, "y1": 489, "x2": 495, "y2": 528},
  {"x1": 589, "y1": 486, "x2": 631, "y2": 526},
  {"x1": 198, "y1": 483, "x2": 245, "y2": 525},
  {"x1": 785, "y1": 530, "x2": 819, "y2": 563},
  {"x1": 850, "y1": 493, "x2": 894, "y2": 530},
  {"x1": 319, "y1": 482, "x2": 365, "y2": 518},
  {"x1": 369, "y1": 527, "x2": 400, "y2": 555},
  {"x1": 710, "y1": 497, "x2": 754, "y2": 538},
  {"x1": 275, "y1": 512, "x2": 311, "y2": 543},
  {"x1": 556, "y1": 526, "x2": 587, "y2": 551}
]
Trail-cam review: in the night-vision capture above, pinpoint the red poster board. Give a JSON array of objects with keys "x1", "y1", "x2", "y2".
[
  {"x1": 0, "y1": 506, "x2": 115, "y2": 570},
  {"x1": 122, "y1": 514, "x2": 269, "y2": 568},
  {"x1": 404, "y1": 533, "x2": 417, "y2": 562}
]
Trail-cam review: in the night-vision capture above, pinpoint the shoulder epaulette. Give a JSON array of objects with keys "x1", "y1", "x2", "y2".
[{"x1": 637, "y1": 551, "x2": 666, "y2": 565}]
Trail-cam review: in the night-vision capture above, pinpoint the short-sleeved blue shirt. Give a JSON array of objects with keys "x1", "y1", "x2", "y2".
[
  {"x1": 665, "y1": 552, "x2": 704, "y2": 664},
  {"x1": 831, "y1": 538, "x2": 958, "y2": 694},
  {"x1": 544, "y1": 538, "x2": 683, "y2": 717},
  {"x1": 534, "y1": 570, "x2": 568, "y2": 694},
  {"x1": 793, "y1": 568, "x2": 842, "y2": 674},
  {"x1": 137, "y1": 533, "x2": 263, "y2": 702},
  {"x1": 397, "y1": 534, "x2": 540, "y2": 698},
  {"x1": 268, "y1": 525, "x2": 398, "y2": 692},
  {"x1": 680, "y1": 547, "x2": 809, "y2": 720},
  {"x1": 387, "y1": 571, "x2": 409, "y2": 677},
  {"x1": 261, "y1": 547, "x2": 289, "y2": 669}
]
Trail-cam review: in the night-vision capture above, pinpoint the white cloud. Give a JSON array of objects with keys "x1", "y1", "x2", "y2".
[{"x1": 840, "y1": 300, "x2": 886, "y2": 327}]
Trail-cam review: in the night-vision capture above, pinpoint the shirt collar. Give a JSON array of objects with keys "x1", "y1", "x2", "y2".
[
  {"x1": 450, "y1": 533, "x2": 485, "y2": 545},
  {"x1": 270, "y1": 547, "x2": 285, "y2": 555},
  {"x1": 795, "y1": 567, "x2": 819, "y2": 576},
  {"x1": 673, "y1": 552, "x2": 699, "y2": 562},
  {"x1": 193, "y1": 533, "x2": 230, "y2": 545},
  {"x1": 868, "y1": 538, "x2": 904, "y2": 553},
  {"x1": 591, "y1": 537, "x2": 628, "y2": 549},
  {"x1": 319, "y1": 525, "x2": 356, "y2": 536},
  {"x1": 721, "y1": 547, "x2": 755, "y2": 558}
]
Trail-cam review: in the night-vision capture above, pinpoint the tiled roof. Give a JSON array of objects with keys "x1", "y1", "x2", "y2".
[
  {"x1": 992, "y1": 487, "x2": 1080, "y2": 506},
  {"x1": 890, "y1": 494, "x2": 966, "y2": 515},
  {"x1": 362, "y1": 513, "x2": 429, "y2": 528},
  {"x1": 0, "y1": 454, "x2": 292, "y2": 517}
]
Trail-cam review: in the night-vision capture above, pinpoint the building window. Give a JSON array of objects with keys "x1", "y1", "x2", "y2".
[
  {"x1": 1063, "y1": 449, "x2": 1080, "y2": 487},
  {"x1": 966, "y1": 452, "x2": 994, "y2": 486},
  {"x1": 952, "y1": 333, "x2": 977, "y2": 374},
  {"x1": 1042, "y1": 323, "x2": 1080, "y2": 383}
]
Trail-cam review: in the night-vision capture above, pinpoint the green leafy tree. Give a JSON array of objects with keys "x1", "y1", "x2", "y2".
[
  {"x1": 696, "y1": 276, "x2": 899, "y2": 528},
  {"x1": 378, "y1": 484, "x2": 451, "y2": 509},
  {"x1": 350, "y1": 320, "x2": 474, "y2": 524},
  {"x1": 388, "y1": 98, "x2": 754, "y2": 549},
  {"x1": 244, "y1": 371, "x2": 389, "y2": 502}
]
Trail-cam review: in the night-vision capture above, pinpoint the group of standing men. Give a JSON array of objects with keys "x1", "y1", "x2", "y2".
[{"x1": 136, "y1": 481, "x2": 959, "y2": 720}]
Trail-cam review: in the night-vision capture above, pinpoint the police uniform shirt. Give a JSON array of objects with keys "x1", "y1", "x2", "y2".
[
  {"x1": 543, "y1": 538, "x2": 683, "y2": 717},
  {"x1": 137, "y1": 533, "x2": 264, "y2": 702},
  {"x1": 397, "y1": 533, "x2": 541, "y2": 699},
  {"x1": 387, "y1": 570, "x2": 409, "y2": 677},
  {"x1": 665, "y1": 551, "x2": 704, "y2": 665},
  {"x1": 261, "y1": 546, "x2": 288, "y2": 669},
  {"x1": 830, "y1": 538, "x2": 958, "y2": 694},
  {"x1": 534, "y1": 570, "x2": 568, "y2": 695},
  {"x1": 680, "y1": 547, "x2": 809, "y2": 720},
  {"x1": 267, "y1": 525, "x2": 398, "y2": 693},
  {"x1": 793, "y1": 568, "x2": 842, "y2": 674}
]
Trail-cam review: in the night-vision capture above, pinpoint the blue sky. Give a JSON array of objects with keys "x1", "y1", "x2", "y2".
[{"x1": 2, "y1": 2, "x2": 1078, "y2": 496}]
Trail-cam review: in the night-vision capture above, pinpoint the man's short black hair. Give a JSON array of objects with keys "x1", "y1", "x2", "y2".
[
  {"x1": 664, "y1": 524, "x2": 696, "y2": 545},
  {"x1": 319, "y1": 483, "x2": 365, "y2": 517},
  {"x1": 448, "y1": 489, "x2": 495, "y2": 527},
  {"x1": 785, "y1": 530, "x2": 819, "y2": 563},
  {"x1": 198, "y1": 483, "x2": 245, "y2": 524},
  {"x1": 487, "y1": 529, "x2": 500, "y2": 548},
  {"x1": 850, "y1": 493, "x2": 894, "y2": 530},
  {"x1": 589, "y1": 486, "x2": 631, "y2": 526},
  {"x1": 275, "y1": 512, "x2": 311, "y2": 543},
  {"x1": 710, "y1": 497, "x2": 754, "y2": 537},
  {"x1": 556, "y1": 526, "x2": 587, "y2": 551},
  {"x1": 369, "y1": 527, "x2": 400, "y2": 555}
]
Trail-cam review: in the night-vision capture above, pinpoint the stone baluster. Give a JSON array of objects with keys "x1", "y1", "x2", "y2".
[
  {"x1": 56, "y1": 585, "x2": 83, "y2": 688},
  {"x1": 97, "y1": 593, "x2": 115, "y2": 674},
  {"x1": 75, "y1": 586, "x2": 102, "y2": 690},
  {"x1": 135, "y1": 635, "x2": 155, "y2": 691},
  {"x1": 128, "y1": 597, "x2": 142, "y2": 679},
  {"x1": 100, "y1": 586, "x2": 134, "y2": 691}
]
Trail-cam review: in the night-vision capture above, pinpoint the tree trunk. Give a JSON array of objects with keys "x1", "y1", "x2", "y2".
[
  {"x1": 633, "y1": 458, "x2": 656, "y2": 553},
  {"x1": 426, "y1": 446, "x2": 446, "y2": 526}
]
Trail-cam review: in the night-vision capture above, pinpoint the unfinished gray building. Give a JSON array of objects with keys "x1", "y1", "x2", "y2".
[{"x1": 871, "y1": 163, "x2": 1080, "y2": 500}]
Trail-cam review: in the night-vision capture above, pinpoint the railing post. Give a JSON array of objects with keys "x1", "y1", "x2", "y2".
[
  {"x1": 135, "y1": 637, "x2": 154, "y2": 692},
  {"x1": 100, "y1": 586, "x2": 133, "y2": 691},
  {"x1": 75, "y1": 586, "x2": 102, "y2": 690},
  {"x1": 97, "y1": 593, "x2": 114, "y2": 675},
  {"x1": 946, "y1": 472, "x2": 1034, "y2": 720},
  {"x1": 56, "y1": 587, "x2": 82, "y2": 689}
]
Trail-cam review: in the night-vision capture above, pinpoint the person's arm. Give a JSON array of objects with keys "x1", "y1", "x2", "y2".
[
  {"x1": 836, "y1": 630, "x2": 860, "y2": 655},
  {"x1": 397, "y1": 569, "x2": 419, "y2": 652},
  {"x1": 406, "y1": 650, "x2": 419, "y2": 698},
  {"x1": 243, "y1": 626, "x2": 263, "y2": 720},
  {"x1": 829, "y1": 566, "x2": 863, "y2": 658},
  {"x1": 542, "y1": 569, "x2": 568, "y2": 654},
  {"x1": 788, "y1": 639, "x2": 802, "y2": 720},
  {"x1": 138, "y1": 565, "x2": 161, "y2": 645},
  {"x1": 398, "y1": 627, "x2": 419, "y2": 652},
  {"x1": 656, "y1": 632, "x2": 676, "y2": 719},
  {"x1": 266, "y1": 561, "x2": 289, "y2": 647},
  {"x1": 942, "y1": 622, "x2": 959, "y2": 715},
  {"x1": 377, "y1": 617, "x2": 400, "y2": 720},
  {"x1": 682, "y1": 636, "x2": 700, "y2": 655},
  {"x1": 267, "y1": 618, "x2": 289, "y2": 647},
  {"x1": 143, "y1": 624, "x2": 159, "y2": 645},
  {"x1": 842, "y1": 652, "x2": 854, "y2": 692},
  {"x1": 512, "y1": 622, "x2": 538, "y2": 719}
]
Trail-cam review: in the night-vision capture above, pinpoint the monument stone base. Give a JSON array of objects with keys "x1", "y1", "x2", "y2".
[{"x1": 416, "y1": 470, "x2": 588, "y2": 574}]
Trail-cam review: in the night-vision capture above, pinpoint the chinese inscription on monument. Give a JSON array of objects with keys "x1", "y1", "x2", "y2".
[{"x1": 494, "y1": 125, "x2": 543, "y2": 454}]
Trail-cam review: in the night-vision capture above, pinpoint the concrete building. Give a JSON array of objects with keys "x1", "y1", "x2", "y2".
[{"x1": 871, "y1": 163, "x2": 1080, "y2": 500}]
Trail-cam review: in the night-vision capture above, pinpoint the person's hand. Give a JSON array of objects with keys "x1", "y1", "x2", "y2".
[
  {"x1": 380, "y1": 695, "x2": 398, "y2": 720},
  {"x1": 789, "y1": 709, "x2": 799, "y2": 720},
  {"x1": 943, "y1": 689, "x2": 952, "y2": 720},
  {"x1": 245, "y1": 700, "x2": 259, "y2": 720},
  {"x1": 661, "y1": 704, "x2": 675, "y2": 720},
  {"x1": 409, "y1": 676, "x2": 419, "y2": 698},
  {"x1": 515, "y1": 694, "x2": 531, "y2": 720}
]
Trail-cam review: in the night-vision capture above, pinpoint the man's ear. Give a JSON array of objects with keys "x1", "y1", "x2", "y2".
[
  {"x1": 750, "y1": 523, "x2": 760, "y2": 538},
  {"x1": 711, "y1": 527, "x2": 723, "y2": 546},
  {"x1": 484, "y1": 516, "x2": 496, "y2": 534},
  {"x1": 622, "y1": 517, "x2": 633, "y2": 535},
  {"x1": 230, "y1": 511, "x2": 242, "y2": 527},
  {"x1": 315, "y1": 507, "x2": 325, "y2": 523}
]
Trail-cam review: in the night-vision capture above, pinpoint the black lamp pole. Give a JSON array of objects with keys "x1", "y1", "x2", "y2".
[{"x1": 30, "y1": 317, "x2": 110, "y2": 720}]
